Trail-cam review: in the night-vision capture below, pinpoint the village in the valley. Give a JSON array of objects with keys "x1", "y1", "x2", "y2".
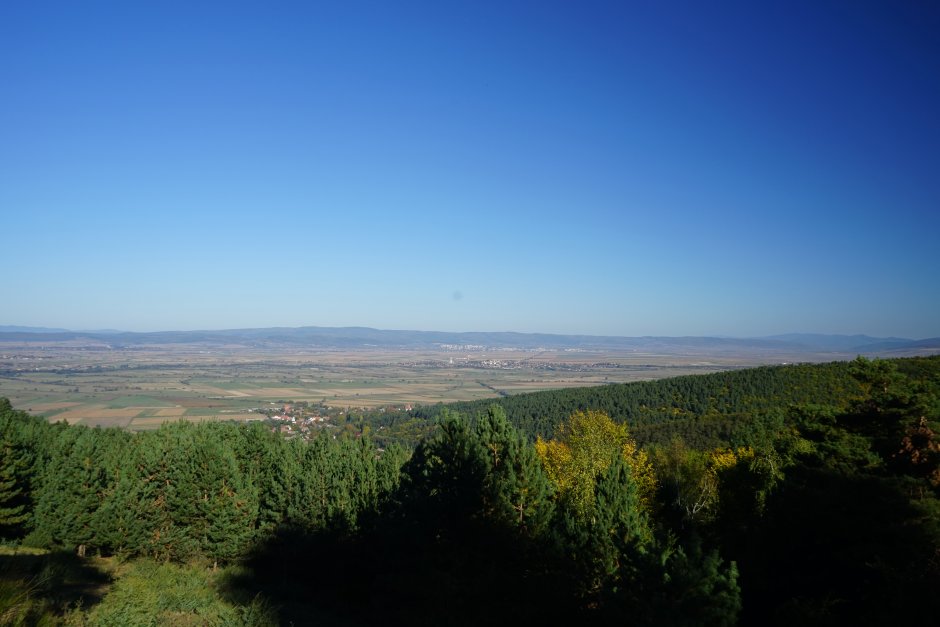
[{"x1": 258, "y1": 400, "x2": 414, "y2": 441}]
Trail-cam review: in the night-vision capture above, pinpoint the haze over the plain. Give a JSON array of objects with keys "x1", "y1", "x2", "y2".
[{"x1": 2, "y1": 1, "x2": 938, "y2": 338}]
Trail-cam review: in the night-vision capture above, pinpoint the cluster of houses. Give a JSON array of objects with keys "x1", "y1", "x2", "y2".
[{"x1": 267, "y1": 404, "x2": 333, "y2": 439}]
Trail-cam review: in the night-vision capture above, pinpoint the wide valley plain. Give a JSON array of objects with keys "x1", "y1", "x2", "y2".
[{"x1": 0, "y1": 339, "x2": 835, "y2": 430}]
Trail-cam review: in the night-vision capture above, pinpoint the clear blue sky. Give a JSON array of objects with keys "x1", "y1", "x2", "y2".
[{"x1": 2, "y1": 1, "x2": 938, "y2": 338}]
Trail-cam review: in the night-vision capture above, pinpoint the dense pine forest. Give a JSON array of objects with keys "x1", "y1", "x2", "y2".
[{"x1": 1, "y1": 356, "x2": 938, "y2": 625}]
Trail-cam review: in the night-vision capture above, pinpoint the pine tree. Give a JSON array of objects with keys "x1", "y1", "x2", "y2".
[
  {"x1": 198, "y1": 440, "x2": 259, "y2": 566},
  {"x1": 0, "y1": 437, "x2": 29, "y2": 536},
  {"x1": 604, "y1": 538, "x2": 742, "y2": 627},
  {"x1": 376, "y1": 442, "x2": 408, "y2": 498},
  {"x1": 0, "y1": 398, "x2": 50, "y2": 538},
  {"x1": 226, "y1": 421, "x2": 294, "y2": 535},
  {"x1": 400, "y1": 410, "x2": 489, "y2": 538},
  {"x1": 288, "y1": 434, "x2": 334, "y2": 530},
  {"x1": 30, "y1": 426, "x2": 118, "y2": 553},
  {"x1": 475, "y1": 406, "x2": 554, "y2": 537},
  {"x1": 93, "y1": 435, "x2": 153, "y2": 556},
  {"x1": 552, "y1": 454, "x2": 652, "y2": 604}
]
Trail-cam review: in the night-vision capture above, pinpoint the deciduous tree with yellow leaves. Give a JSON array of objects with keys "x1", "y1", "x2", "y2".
[{"x1": 534, "y1": 410, "x2": 657, "y2": 517}]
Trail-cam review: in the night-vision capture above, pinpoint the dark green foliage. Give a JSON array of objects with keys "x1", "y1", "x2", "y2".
[
  {"x1": 0, "y1": 437, "x2": 29, "y2": 535},
  {"x1": 283, "y1": 432, "x2": 382, "y2": 532},
  {"x1": 0, "y1": 407, "x2": 390, "y2": 565},
  {"x1": 617, "y1": 540, "x2": 741, "y2": 627},
  {"x1": 234, "y1": 410, "x2": 741, "y2": 625},
  {"x1": 739, "y1": 466, "x2": 939, "y2": 626},
  {"x1": 376, "y1": 442, "x2": 409, "y2": 496},
  {"x1": 348, "y1": 359, "x2": 881, "y2": 455},
  {"x1": 728, "y1": 356, "x2": 940, "y2": 625},
  {"x1": 205, "y1": 421, "x2": 292, "y2": 536},
  {"x1": 0, "y1": 354, "x2": 938, "y2": 625},
  {"x1": 475, "y1": 406, "x2": 555, "y2": 537},
  {"x1": 398, "y1": 410, "x2": 490, "y2": 536},
  {"x1": 234, "y1": 410, "x2": 565, "y2": 626},
  {"x1": 550, "y1": 454, "x2": 651, "y2": 602},
  {"x1": 410, "y1": 361, "x2": 867, "y2": 447},
  {"x1": 396, "y1": 406, "x2": 554, "y2": 541},
  {"x1": 28, "y1": 426, "x2": 130, "y2": 553},
  {"x1": 0, "y1": 401, "x2": 55, "y2": 540},
  {"x1": 111, "y1": 422, "x2": 260, "y2": 563}
]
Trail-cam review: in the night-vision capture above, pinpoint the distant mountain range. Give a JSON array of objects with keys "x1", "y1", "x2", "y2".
[
  {"x1": 0, "y1": 325, "x2": 73, "y2": 334},
  {"x1": 1, "y1": 325, "x2": 938, "y2": 356}
]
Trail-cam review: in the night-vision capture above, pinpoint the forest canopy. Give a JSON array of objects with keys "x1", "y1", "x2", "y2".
[{"x1": 1, "y1": 355, "x2": 938, "y2": 625}]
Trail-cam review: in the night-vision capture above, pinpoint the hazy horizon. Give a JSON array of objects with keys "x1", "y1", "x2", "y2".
[
  {"x1": 3, "y1": 2, "x2": 938, "y2": 339},
  {"x1": 0, "y1": 322, "x2": 932, "y2": 342}
]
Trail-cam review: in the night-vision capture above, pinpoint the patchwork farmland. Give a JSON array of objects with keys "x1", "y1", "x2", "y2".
[{"x1": 0, "y1": 342, "x2": 757, "y2": 430}]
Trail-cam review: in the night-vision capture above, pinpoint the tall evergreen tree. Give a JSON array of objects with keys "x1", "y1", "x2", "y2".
[
  {"x1": 399, "y1": 410, "x2": 489, "y2": 538},
  {"x1": 100, "y1": 422, "x2": 259, "y2": 563},
  {"x1": 475, "y1": 406, "x2": 554, "y2": 537},
  {"x1": 224, "y1": 421, "x2": 295, "y2": 535},
  {"x1": 29, "y1": 426, "x2": 122, "y2": 554},
  {"x1": 0, "y1": 435, "x2": 29, "y2": 536},
  {"x1": 551, "y1": 454, "x2": 652, "y2": 604}
]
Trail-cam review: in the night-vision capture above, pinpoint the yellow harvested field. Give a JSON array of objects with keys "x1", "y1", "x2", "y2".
[
  {"x1": 55, "y1": 406, "x2": 144, "y2": 427},
  {"x1": 319, "y1": 387, "x2": 403, "y2": 396},
  {"x1": 182, "y1": 414, "x2": 250, "y2": 423},
  {"x1": 54, "y1": 406, "x2": 143, "y2": 425},
  {"x1": 151, "y1": 407, "x2": 187, "y2": 417},
  {"x1": 192, "y1": 385, "x2": 242, "y2": 396},
  {"x1": 235, "y1": 388, "x2": 306, "y2": 398}
]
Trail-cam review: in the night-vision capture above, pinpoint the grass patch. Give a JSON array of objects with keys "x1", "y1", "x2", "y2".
[
  {"x1": 0, "y1": 549, "x2": 111, "y2": 626},
  {"x1": 0, "y1": 552, "x2": 275, "y2": 626},
  {"x1": 83, "y1": 559, "x2": 275, "y2": 626}
]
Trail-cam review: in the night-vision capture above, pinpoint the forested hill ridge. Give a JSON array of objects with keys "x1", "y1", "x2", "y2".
[
  {"x1": 364, "y1": 356, "x2": 934, "y2": 449},
  {"x1": 1, "y1": 356, "x2": 938, "y2": 625},
  {"x1": 1, "y1": 324, "x2": 938, "y2": 354}
]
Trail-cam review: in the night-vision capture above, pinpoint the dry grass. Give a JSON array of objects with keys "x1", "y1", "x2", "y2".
[{"x1": 150, "y1": 407, "x2": 187, "y2": 417}]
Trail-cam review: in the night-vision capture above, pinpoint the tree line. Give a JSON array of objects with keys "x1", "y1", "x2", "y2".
[
  {"x1": 0, "y1": 404, "x2": 405, "y2": 566},
  {"x1": 364, "y1": 360, "x2": 868, "y2": 449}
]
